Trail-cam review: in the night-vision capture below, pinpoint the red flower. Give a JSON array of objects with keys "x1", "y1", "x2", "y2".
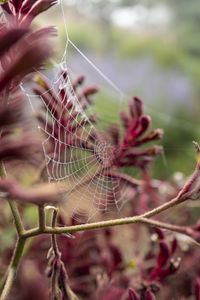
[
  {"x1": 110, "y1": 97, "x2": 163, "y2": 170},
  {"x1": 0, "y1": 24, "x2": 56, "y2": 91},
  {"x1": 144, "y1": 229, "x2": 180, "y2": 283},
  {"x1": 176, "y1": 142, "x2": 200, "y2": 202},
  {"x1": 129, "y1": 288, "x2": 156, "y2": 300},
  {"x1": 194, "y1": 277, "x2": 200, "y2": 300},
  {"x1": 1, "y1": 0, "x2": 58, "y2": 25},
  {"x1": 129, "y1": 288, "x2": 140, "y2": 300}
]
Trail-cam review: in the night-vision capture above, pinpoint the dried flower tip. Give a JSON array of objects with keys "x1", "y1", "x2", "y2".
[
  {"x1": 193, "y1": 141, "x2": 200, "y2": 165},
  {"x1": 145, "y1": 146, "x2": 163, "y2": 156},
  {"x1": 34, "y1": 74, "x2": 49, "y2": 89},
  {"x1": 148, "y1": 128, "x2": 164, "y2": 141},
  {"x1": 193, "y1": 141, "x2": 200, "y2": 153},
  {"x1": 170, "y1": 257, "x2": 181, "y2": 269},
  {"x1": 151, "y1": 233, "x2": 159, "y2": 242}
]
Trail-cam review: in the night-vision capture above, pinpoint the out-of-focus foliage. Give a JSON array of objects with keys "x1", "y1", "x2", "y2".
[
  {"x1": 62, "y1": 0, "x2": 200, "y2": 178},
  {"x1": 1, "y1": 1, "x2": 200, "y2": 300}
]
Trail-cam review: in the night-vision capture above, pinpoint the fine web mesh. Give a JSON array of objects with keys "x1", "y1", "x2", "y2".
[
  {"x1": 25, "y1": 64, "x2": 130, "y2": 222},
  {"x1": 21, "y1": 0, "x2": 136, "y2": 222},
  {"x1": 23, "y1": 0, "x2": 197, "y2": 222}
]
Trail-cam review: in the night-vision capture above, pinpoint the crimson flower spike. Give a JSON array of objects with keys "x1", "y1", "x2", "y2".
[
  {"x1": 0, "y1": 27, "x2": 29, "y2": 57},
  {"x1": 145, "y1": 290, "x2": 156, "y2": 300},
  {"x1": 194, "y1": 277, "x2": 200, "y2": 300},
  {"x1": 176, "y1": 141, "x2": 200, "y2": 201},
  {"x1": 1, "y1": 0, "x2": 58, "y2": 25},
  {"x1": 129, "y1": 288, "x2": 140, "y2": 300}
]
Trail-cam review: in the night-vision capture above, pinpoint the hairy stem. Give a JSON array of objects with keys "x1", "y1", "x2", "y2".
[
  {"x1": 23, "y1": 216, "x2": 190, "y2": 238},
  {"x1": 0, "y1": 238, "x2": 26, "y2": 300},
  {"x1": 0, "y1": 162, "x2": 24, "y2": 235},
  {"x1": 21, "y1": 195, "x2": 186, "y2": 238},
  {"x1": 0, "y1": 162, "x2": 25, "y2": 299},
  {"x1": 141, "y1": 196, "x2": 185, "y2": 219},
  {"x1": 38, "y1": 205, "x2": 46, "y2": 231},
  {"x1": 51, "y1": 208, "x2": 60, "y2": 256},
  {"x1": 23, "y1": 216, "x2": 199, "y2": 245},
  {"x1": 23, "y1": 196, "x2": 185, "y2": 239},
  {"x1": 0, "y1": 170, "x2": 190, "y2": 300},
  {"x1": 8, "y1": 200, "x2": 24, "y2": 235}
]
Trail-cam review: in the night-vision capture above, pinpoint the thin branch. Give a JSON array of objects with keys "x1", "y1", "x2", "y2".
[
  {"x1": 7, "y1": 200, "x2": 24, "y2": 235},
  {"x1": 51, "y1": 208, "x2": 60, "y2": 257},
  {"x1": 139, "y1": 218, "x2": 189, "y2": 235},
  {"x1": 0, "y1": 162, "x2": 25, "y2": 299},
  {"x1": 0, "y1": 237, "x2": 26, "y2": 300},
  {"x1": 0, "y1": 269, "x2": 15, "y2": 300},
  {"x1": 21, "y1": 194, "x2": 186, "y2": 238},
  {"x1": 0, "y1": 194, "x2": 192, "y2": 298},
  {"x1": 0, "y1": 169, "x2": 191, "y2": 300},
  {"x1": 22, "y1": 215, "x2": 200, "y2": 246},
  {"x1": 24, "y1": 194, "x2": 185, "y2": 239},
  {"x1": 38, "y1": 205, "x2": 46, "y2": 231},
  {"x1": 23, "y1": 216, "x2": 189, "y2": 238},
  {"x1": 141, "y1": 196, "x2": 185, "y2": 219},
  {"x1": 0, "y1": 162, "x2": 24, "y2": 236}
]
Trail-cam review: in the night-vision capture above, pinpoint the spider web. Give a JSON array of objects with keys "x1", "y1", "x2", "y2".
[
  {"x1": 22, "y1": 0, "x2": 133, "y2": 222},
  {"x1": 25, "y1": 63, "x2": 131, "y2": 222},
  {"x1": 23, "y1": 0, "x2": 197, "y2": 222}
]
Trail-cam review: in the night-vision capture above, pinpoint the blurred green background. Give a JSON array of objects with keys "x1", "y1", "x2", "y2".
[{"x1": 39, "y1": 0, "x2": 200, "y2": 179}]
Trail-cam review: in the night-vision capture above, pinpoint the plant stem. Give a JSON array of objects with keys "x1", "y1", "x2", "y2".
[
  {"x1": 21, "y1": 195, "x2": 186, "y2": 238},
  {"x1": 0, "y1": 171, "x2": 191, "y2": 300},
  {"x1": 139, "y1": 218, "x2": 189, "y2": 235},
  {"x1": 23, "y1": 216, "x2": 189, "y2": 238},
  {"x1": 51, "y1": 208, "x2": 60, "y2": 256},
  {"x1": 0, "y1": 162, "x2": 26, "y2": 299},
  {"x1": 38, "y1": 205, "x2": 46, "y2": 231},
  {"x1": 0, "y1": 162, "x2": 24, "y2": 235},
  {"x1": 141, "y1": 196, "x2": 185, "y2": 219},
  {"x1": 8, "y1": 200, "x2": 24, "y2": 235},
  {"x1": 24, "y1": 216, "x2": 199, "y2": 245},
  {"x1": 0, "y1": 207, "x2": 194, "y2": 299},
  {"x1": 0, "y1": 237, "x2": 26, "y2": 300}
]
